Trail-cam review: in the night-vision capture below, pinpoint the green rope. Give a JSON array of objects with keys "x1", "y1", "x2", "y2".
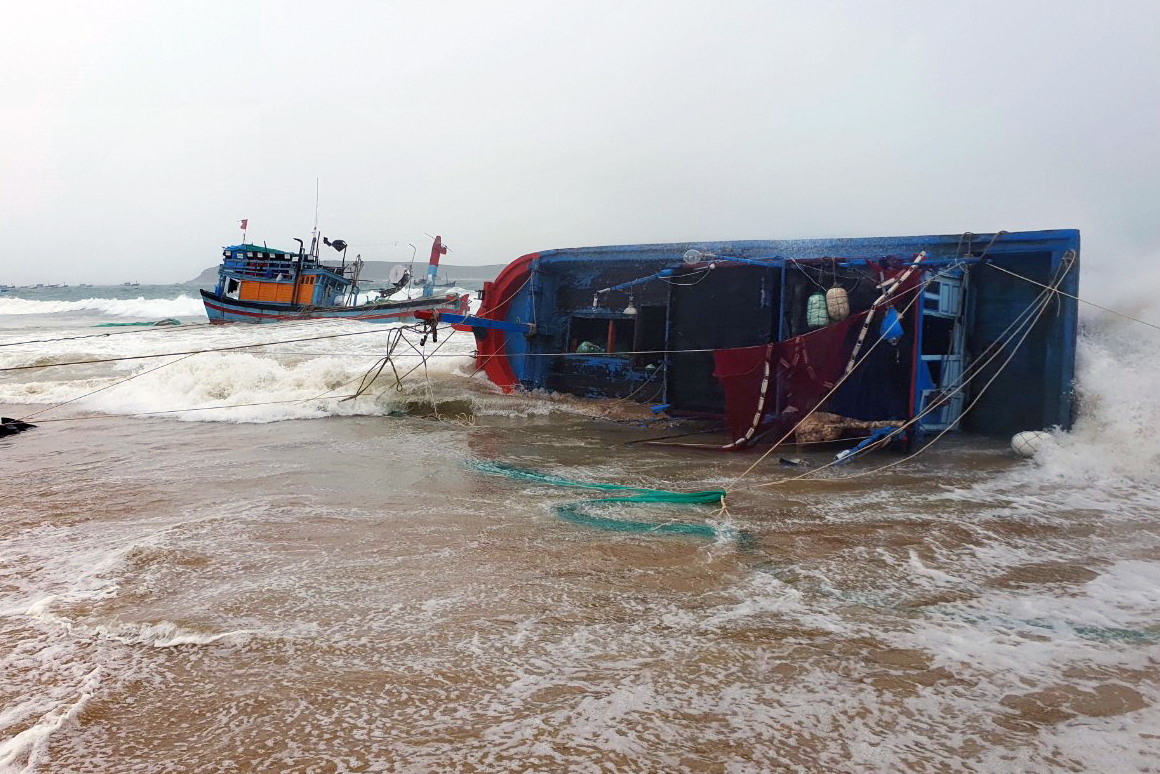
[
  {"x1": 554, "y1": 501, "x2": 720, "y2": 538},
  {"x1": 469, "y1": 461, "x2": 727, "y2": 538},
  {"x1": 470, "y1": 461, "x2": 723, "y2": 501}
]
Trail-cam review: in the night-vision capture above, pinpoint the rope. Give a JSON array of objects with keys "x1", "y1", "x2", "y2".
[
  {"x1": 468, "y1": 271, "x2": 535, "y2": 378},
  {"x1": 839, "y1": 252, "x2": 1077, "y2": 478},
  {"x1": 16, "y1": 322, "x2": 447, "y2": 424},
  {"x1": 985, "y1": 262, "x2": 1160, "y2": 333},
  {"x1": 777, "y1": 258, "x2": 1065, "y2": 472},
  {"x1": 789, "y1": 258, "x2": 829, "y2": 292},
  {"x1": 404, "y1": 324, "x2": 447, "y2": 419},
  {"x1": 342, "y1": 327, "x2": 407, "y2": 402},
  {"x1": 84, "y1": 265, "x2": 1128, "y2": 374},
  {"x1": 601, "y1": 362, "x2": 668, "y2": 411},
  {"x1": 722, "y1": 264, "x2": 939, "y2": 491},
  {"x1": 9, "y1": 321, "x2": 675, "y2": 428},
  {"x1": 336, "y1": 316, "x2": 459, "y2": 411},
  {"x1": 18, "y1": 353, "x2": 198, "y2": 422},
  {"x1": 2, "y1": 331, "x2": 732, "y2": 374},
  {"x1": 21, "y1": 345, "x2": 435, "y2": 423},
  {"x1": 725, "y1": 260, "x2": 915, "y2": 449},
  {"x1": 738, "y1": 252, "x2": 1076, "y2": 490},
  {"x1": 0, "y1": 325, "x2": 445, "y2": 372},
  {"x1": 624, "y1": 421, "x2": 727, "y2": 446},
  {"x1": 23, "y1": 393, "x2": 364, "y2": 423},
  {"x1": 845, "y1": 252, "x2": 927, "y2": 375},
  {"x1": 0, "y1": 321, "x2": 216, "y2": 348},
  {"x1": 659, "y1": 265, "x2": 714, "y2": 287}
]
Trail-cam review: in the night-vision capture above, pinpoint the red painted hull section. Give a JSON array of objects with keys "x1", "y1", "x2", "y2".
[{"x1": 473, "y1": 252, "x2": 539, "y2": 392}]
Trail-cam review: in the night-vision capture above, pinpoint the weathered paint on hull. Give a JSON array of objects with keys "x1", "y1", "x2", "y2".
[
  {"x1": 472, "y1": 230, "x2": 1081, "y2": 438},
  {"x1": 200, "y1": 289, "x2": 467, "y2": 324}
]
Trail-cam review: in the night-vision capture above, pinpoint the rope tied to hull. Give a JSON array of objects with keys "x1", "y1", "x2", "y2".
[
  {"x1": 721, "y1": 256, "x2": 944, "y2": 484},
  {"x1": 733, "y1": 250, "x2": 1079, "y2": 491},
  {"x1": 342, "y1": 326, "x2": 410, "y2": 401}
]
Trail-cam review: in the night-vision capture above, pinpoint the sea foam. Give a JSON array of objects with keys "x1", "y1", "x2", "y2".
[{"x1": 0, "y1": 294, "x2": 206, "y2": 319}]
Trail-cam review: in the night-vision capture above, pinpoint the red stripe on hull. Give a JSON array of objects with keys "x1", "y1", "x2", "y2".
[{"x1": 202, "y1": 298, "x2": 460, "y2": 323}]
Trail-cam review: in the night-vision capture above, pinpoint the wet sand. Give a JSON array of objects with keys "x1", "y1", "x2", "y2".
[{"x1": 3, "y1": 403, "x2": 1157, "y2": 773}]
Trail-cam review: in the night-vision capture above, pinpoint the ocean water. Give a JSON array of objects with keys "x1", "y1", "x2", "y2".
[{"x1": 1, "y1": 285, "x2": 1158, "y2": 773}]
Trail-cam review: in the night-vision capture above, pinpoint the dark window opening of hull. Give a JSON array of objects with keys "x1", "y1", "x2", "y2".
[
  {"x1": 922, "y1": 315, "x2": 956, "y2": 355},
  {"x1": 634, "y1": 306, "x2": 667, "y2": 366},
  {"x1": 569, "y1": 316, "x2": 635, "y2": 355}
]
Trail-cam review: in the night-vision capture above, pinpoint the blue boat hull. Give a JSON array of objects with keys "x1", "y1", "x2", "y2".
[
  {"x1": 200, "y1": 289, "x2": 467, "y2": 324},
  {"x1": 470, "y1": 230, "x2": 1081, "y2": 443}
]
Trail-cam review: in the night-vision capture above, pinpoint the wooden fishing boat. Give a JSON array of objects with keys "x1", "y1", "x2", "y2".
[
  {"x1": 200, "y1": 235, "x2": 469, "y2": 324},
  {"x1": 435, "y1": 230, "x2": 1080, "y2": 451}
]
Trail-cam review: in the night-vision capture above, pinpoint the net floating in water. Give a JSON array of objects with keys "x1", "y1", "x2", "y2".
[{"x1": 469, "y1": 461, "x2": 726, "y2": 538}]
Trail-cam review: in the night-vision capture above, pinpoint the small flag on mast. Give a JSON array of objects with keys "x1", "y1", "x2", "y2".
[{"x1": 240, "y1": 219, "x2": 248, "y2": 230}]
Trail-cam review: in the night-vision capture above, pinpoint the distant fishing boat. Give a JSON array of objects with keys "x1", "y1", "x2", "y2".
[
  {"x1": 200, "y1": 233, "x2": 469, "y2": 324},
  {"x1": 410, "y1": 274, "x2": 455, "y2": 289},
  {"x1": 448, "y1": 229, "x2": 1080, "y2": 452}
]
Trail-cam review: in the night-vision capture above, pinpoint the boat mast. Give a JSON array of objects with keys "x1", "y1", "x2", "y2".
[{"x1": 310, "y1": 178, "x2": 320, "y2": 261}]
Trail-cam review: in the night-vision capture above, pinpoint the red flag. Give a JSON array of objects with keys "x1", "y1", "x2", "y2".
[{"x1": 240, "y1": 219, "x2": 248, "y2": 230}]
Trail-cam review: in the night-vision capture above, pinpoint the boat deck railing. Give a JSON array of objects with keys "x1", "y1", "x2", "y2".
[{"x1": 221, "y1": 258, "x2": 351, "y2": 281}]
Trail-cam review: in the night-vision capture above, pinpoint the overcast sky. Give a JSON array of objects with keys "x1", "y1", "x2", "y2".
[{"x1": 2, "y1": 1, "x2": 1157, "y2": 296}]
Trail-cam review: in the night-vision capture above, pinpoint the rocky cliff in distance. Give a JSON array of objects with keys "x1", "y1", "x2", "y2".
[{"x1": 186, "y1": 261, "x2": 508, "y2": 286}]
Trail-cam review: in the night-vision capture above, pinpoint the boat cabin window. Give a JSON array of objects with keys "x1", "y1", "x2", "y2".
[
  {"x1": 569, "y1": 315, "x2": 634, "y2": 355},
  {"x1": 634, "y1": 306, "x2": 667, "y2": 366}
]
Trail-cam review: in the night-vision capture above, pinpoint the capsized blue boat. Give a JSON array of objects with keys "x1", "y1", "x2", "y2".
[{"x1": 447, "y1": 229, "x2": 1080, "y2": 449}]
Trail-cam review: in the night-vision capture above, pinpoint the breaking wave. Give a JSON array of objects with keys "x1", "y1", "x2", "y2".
[
  {"x1": 3, "y1": 280, "x2": 1159, "y2": 452},
  {"x1": 0, "y1": 304, "x2": 636, "y2": 424},
  {"x1": 1020, "y1": 302, "x2": 1160, "y2": 486},
  {"x1": 80, "y1": 346, "x2": 487, "y2": 423},
  {"x1": 0, "y1": 295, "x2": 206, "y2": 319}
]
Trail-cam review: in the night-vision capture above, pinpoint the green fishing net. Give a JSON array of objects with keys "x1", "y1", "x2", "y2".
[{"x1": 470, "y1": 461, "x2": 726, "y2": 538}]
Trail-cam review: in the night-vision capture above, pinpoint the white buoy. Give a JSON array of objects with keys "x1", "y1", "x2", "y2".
[
  {"x1": 1011, "y1": 430, "x2": 1051, "y2": 457},
  {"x1": 826, "y1": 286, "x2": 850, "y2": 321}
]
